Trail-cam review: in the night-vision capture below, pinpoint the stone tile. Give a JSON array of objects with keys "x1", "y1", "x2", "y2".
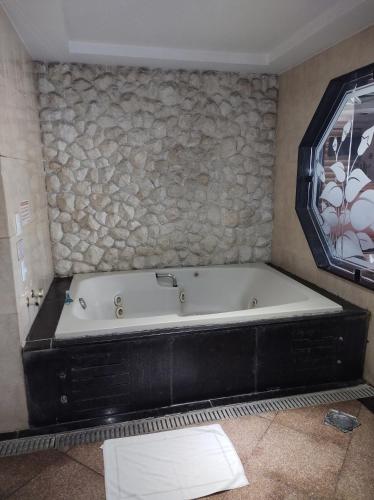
[
  {"x1": 204, "y1": 475, "x2": 309, "y2": 499},
  {"x1": 273, "y1": 400, "x2": 361, "y2": 449},
  {"x1": 245, "y1": 422, "x2": 346, "y2": 497},
  {"x1": 348, "y1": 405, "x2": 374, "y2": 459},
  {"x1": 0, "y1": 313, "x2": 29, "y2": 433},
  {"x1": 0, "y1": 237, "x2": 17, "y2": 315},
  {"x1": 0, "y1": 8, "x2": 30, "y2": 94},
  {"x1": 336, "y1": 448, "x2": 374, "y2": 500},
  {"x1": 0, "y1": 161, "x2": 53, "y2": 344},
  {"x1": 259, "y1": 411, "x2": 278, "y2": 421},
  {"x1": 66, "y1": 441, "x2": 104, "y2": 475},
  {"x1": 0, "y1": 449, "x2": 64, "y2": 498},
  {"x1": 220, "y1": 416, "x2": 271, "y2": 464},
  {"x1": 0, "y1": 77, "x2": 39, "y2": 162},
  {"x1": 7, "y1": 454, "x2": 105, "y2": 500},
  {"x1": 36, "y1": 63, "x2": 276, "y2": 275},
  {"x1": 0, "y1": 169, "x2": 8, "y2": 237},
  {"x1": 11, "y1": 222, "x2": 53, "y2": 345},
  {"x1": 0, "y1": 157, "x2": 48, "y2": 238}
]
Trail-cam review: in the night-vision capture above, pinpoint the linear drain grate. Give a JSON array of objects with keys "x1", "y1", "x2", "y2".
[
  {"x1": 1, "y1": 384, "x2": 373, "y2": 457},
  {"x1": 0, "y1": 435, "x2": 55, "y2": 457}
]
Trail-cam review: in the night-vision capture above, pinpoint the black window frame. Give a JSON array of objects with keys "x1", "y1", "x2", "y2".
[{"x1": 296, "y1": 62, "x2": 374, "y2": 291}]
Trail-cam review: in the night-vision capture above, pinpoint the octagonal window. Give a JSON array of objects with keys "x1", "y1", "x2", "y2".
[{"x1": 297, "y1": 64, "x2": 374, "y2": 290}]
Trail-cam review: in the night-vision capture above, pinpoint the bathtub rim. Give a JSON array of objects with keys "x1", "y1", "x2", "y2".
[
  {"x1": 54, "y1": 263, "x2": 343, "y2": 339},
  {"x1": 24, "y1": 263, "x2": 369, "y2": 351}
]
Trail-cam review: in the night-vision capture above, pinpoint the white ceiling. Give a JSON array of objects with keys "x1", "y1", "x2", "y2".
[{"x1": 2, "y1": 0, "x2": 374, "y2": 73}]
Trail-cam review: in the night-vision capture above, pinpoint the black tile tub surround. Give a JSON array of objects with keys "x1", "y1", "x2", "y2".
[
  {"x1": 360, "y1": 397, "x2": 374, "y2": 413},
  {"x1": 3, "y1": 400, "x2": 214, "y2": 441},
  {"x1": 0, "y1": 380, "x2": 365, "y2": 442},
  {"x1": 22, "y1": 267, "x2": 370, "y2": 428},
  {"x1": 24, "y1": 277, "x2": 72, "y2": 351},
  {"x1": 23, "y1": 312, "x2": 369, "y2": 427}
]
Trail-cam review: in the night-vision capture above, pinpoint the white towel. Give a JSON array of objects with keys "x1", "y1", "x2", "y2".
[{"x1": 102, "y1": 424, "x2": 249, "y2": 500}]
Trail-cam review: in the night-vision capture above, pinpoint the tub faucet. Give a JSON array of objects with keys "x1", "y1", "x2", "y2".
[
  {"x1": 64, "y1": 290, "x2": 73, "y2": 305},
  {"x1": 155, "y1": 272, "x2": 178, "y2": 287}
]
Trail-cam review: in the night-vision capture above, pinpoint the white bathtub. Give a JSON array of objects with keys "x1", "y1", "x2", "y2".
[{"x1": 55, "y1": 264, "x2": 342, "y2": 339}]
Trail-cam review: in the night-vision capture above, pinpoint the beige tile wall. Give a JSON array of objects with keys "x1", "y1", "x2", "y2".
[
  {"x1": 272, "y1": 26, "x2": 374, "y2": 385},
  {"x1": 0, "y1": 157, "x2": 53, "y2": 342},
  {"x1": 0, "y1": 7, "x2": 53, "y2": 432}
]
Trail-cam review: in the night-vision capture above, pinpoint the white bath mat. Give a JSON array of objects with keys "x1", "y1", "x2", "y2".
[{"x1": 102, "y1": 424, "x2": 249, "y2": 500}]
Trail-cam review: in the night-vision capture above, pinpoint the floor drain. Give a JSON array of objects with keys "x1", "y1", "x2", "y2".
[{"x1": 324, "y1": 409, "x2": 361, "y2": 433}]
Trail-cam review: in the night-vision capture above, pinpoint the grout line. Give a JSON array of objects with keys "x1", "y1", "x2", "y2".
[
  {"x1": 64, "y1": 451, "x2": 104, "y2": 478},
  {"x1": 342, "y1": 403, "x2": 374, "y2": 462},
  {"x1": 267, "y1": 417, "x2": 351, "y2": 450},
  {"x1": 330, "y1": 404, "x2": 358, "y2": 498},
  {"x1": 333, "y1": 437, "x2": 352, "y2": 498},
  {"x1": 357, "y1": 402, "x2": 364, "y2": 417},
  {"x1": 4, "y1": 476, "x2": 39, "y2": 500},
  {"x1": 246, "y1": 414, "x2": 273, "y2": 453},
  {"x1": 3, "y1": 473, "x2": 42, "y2": 500},
  {"x1": 3, "y1": 449, "x2": 66, "y2": 500},
  {"x1": 244, "y1": 416, "x2": 348, "y2": 499},
  {"x1": 239, "y1": 417, "x2": 272, "y2": 466},
  {"x1": 240, "y1": 417, "x2": 276, "y2": 486}
]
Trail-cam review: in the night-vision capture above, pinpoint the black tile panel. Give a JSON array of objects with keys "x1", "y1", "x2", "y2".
[{"x1": 26, "y1": 277, "x2": 72, "y2": 344}]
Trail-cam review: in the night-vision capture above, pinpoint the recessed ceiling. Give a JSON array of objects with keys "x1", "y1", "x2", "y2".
[{"x1": 2, "y1": 0, "x2": 374, "y2": 73}]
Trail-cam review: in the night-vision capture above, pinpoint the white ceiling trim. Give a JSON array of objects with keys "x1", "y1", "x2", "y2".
[{"x1": 68, "y1": 41, "x2": 269, "y2": 72}]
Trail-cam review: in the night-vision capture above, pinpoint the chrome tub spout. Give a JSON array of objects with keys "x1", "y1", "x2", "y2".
[{"x1": 155, "y1": 272, "x2": 178, "y2": 287}]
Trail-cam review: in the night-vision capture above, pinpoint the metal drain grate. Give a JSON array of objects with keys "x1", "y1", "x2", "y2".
[
  {"x1": 1, "y1": 384, "x2": 373, "y2": 457},
  {"x1": 0, "y1": 435, "x2": 55, "y2": 457}
]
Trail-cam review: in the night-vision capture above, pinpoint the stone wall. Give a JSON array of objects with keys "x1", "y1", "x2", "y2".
[{"x1": 36, "y1": 63, "x2": 277, "y2": 275}]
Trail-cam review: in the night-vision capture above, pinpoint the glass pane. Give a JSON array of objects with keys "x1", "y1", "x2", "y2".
[{"x1": 312, "y1": 83, "x2": 374, "y2": 271}]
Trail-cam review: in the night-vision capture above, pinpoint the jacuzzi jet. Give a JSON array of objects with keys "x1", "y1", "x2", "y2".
[
  {"x1": 179, "y1": 289, "x2": 186, "y2": 303},
  {"x1": 114, "y1": 295, "x2": 123, "y2": 306},
  {"x1": 115, "y1": 306, "x2": 125, "y2": 318},
  {"x1": 114, "y1": 295, "x2": 125, "y2": 318},
  {"x1": 79, "y1": 297, "x2": 87, "y2": 310},
  {"x1": 249, "y1": 298, "x2": 258, "y2": 308}
]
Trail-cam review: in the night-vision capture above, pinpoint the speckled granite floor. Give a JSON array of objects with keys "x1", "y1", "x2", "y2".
[{"x1": 0, "y1": 400, "x2": 373, "y2": 499}]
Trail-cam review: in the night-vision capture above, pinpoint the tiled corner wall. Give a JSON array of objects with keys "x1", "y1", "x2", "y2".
[
  {"x1": 0, "y1": 7, "x2": 53, "y2": 432},
  {"x1": 272, "y1": 26, "x2": 374, "y2": 385},
  {"x1": 36, "y1": 63, "x2": 277, "y2": 276}
]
